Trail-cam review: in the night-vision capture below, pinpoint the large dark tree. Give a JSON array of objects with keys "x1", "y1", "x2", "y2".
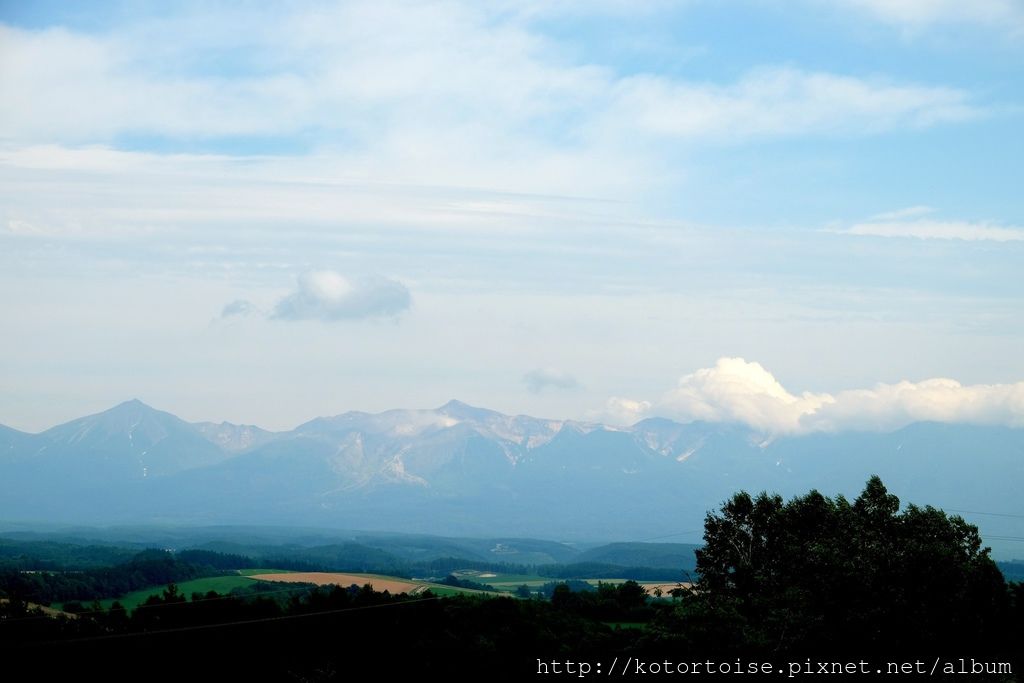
[{"x1": 687, "y1": 476, "x2": 1011, "y2": 657}]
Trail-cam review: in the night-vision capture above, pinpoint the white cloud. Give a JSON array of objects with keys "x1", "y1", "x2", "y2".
[
  {"x1": 602, "y1": 67, "x2": 978, "y2": 142},
  {"x1": 848, "y1": 219, "x2": 1024, "y2": 241},
  {"x1": 523, "y1": 367, "x2": 580, "y2": 393},
  {"x1": 0, "y1": 6, "x2": 985, "y2": 175},
  {"x1": 644, "y1": 357, "x2": 1024, "y2": 434},
  {"x1": 271, "y1": 271, "x2": 411, "y2": 322},
  {"x1": 658, "y1": 357, "x2": 833, "y2": 433},
  {"x1": 830, "y1": 0, "x2": 1024, "y2": 35},
  {"x1": 807, "y1": 378, "x2": 1024, "y2": 432},
  {"x1": 601, "y1": 397, "x2": 653, "y2": 426},
  {"x1": 870, "y1": 205, "x2": 935, "y2": 221}
]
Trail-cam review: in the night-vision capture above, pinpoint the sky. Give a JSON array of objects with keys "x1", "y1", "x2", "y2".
[{"x1": 1, "y1": 0, "x2": 1023, "y2": 433}]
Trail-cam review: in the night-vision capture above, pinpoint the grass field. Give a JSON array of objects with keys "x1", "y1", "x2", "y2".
[
  {"x1": 97, "y1": 569, "x2": 307, "y2": 610},
  {"x1": 422, "y1": 585, "x2": 493, "y2": 597},
  {"x1": 99, "y1": 574, "x2": 301, "y2": 611},
  {"x1": 481, "y1": 572, "x2": 637, "y2": 592},
  {"x1": 251, "y1": 571, "x2": 502, "y2": 597},
  {"x1": 86, "y1": 567, "x2": 659, "y2": 613},
  {"x1": 454, "y1": 570, "x2": 548, "y2": 593}
]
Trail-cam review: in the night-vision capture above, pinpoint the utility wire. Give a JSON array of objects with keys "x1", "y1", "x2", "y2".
[{"x1": 10, "y1": 595, "x2": 444, "y2": 648}]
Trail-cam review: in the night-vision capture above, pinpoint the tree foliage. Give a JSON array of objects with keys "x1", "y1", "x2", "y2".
[{"x1": 688, "y1": 476, "x2": 1010, "y2": 655}]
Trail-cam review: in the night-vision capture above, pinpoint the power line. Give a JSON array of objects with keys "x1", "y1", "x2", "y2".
[
  {"x1": 947, "y1": 508, "x2": 1024, "y2": 520},
  {"x1": 633, "y1": 530, "x2": 704, "y2": 543},
  {"x1": 0, "y1": 582, "x2": 319, "y2": 623},
  {"x1": 14, "y1": 595, "x2": 444, "y2": 648}
]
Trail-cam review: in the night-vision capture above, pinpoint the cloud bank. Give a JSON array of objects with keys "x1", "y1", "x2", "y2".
[
  {"x1": 271, "y1": 271, "x2": 411, "y2": 322},
  {"x1": 623, "y1": 357, "x2": 1024, "y2": 434}
]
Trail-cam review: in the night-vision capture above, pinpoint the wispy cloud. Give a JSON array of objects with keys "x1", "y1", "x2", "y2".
[
  {"x1": 270, "y1": 271, "x2": 411, "y2": 322},
  {"x1": 847, "y1": 218, "x2": 1024, "y2": 241},
  {"x1": 870, "y1": 205, "x2": 935, "y2": 221},
  {"x1": 523, "y1": 367, "x2": 580, "y2": 393},
  {"x1": 220, "y1": 299, "x2": 256, "y2": 318},
  {"x1": 828, "y1": 0, "x2": 1024, "y2": 36},
  {"x1": 624, "y1": 357, "x2": 1024, "y2": 434},
  {"x1": 0, "y1": 8, "x2": 987, "y2": 161},
  {"x1": 605, "y1": 68, "x2": 979, "y2": 142}
]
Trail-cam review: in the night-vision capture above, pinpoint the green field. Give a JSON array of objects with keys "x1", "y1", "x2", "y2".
[
  {"x1": 87, "y1": 567, "x2": 627, "y2": 612},
  {"x1": 419, "y1": 585, "x2": 489, "y2": 597},
  {"x1": 100, "y1": 576, "x2": 255, "y2": 610},
  {"x1": 469, "y1": 570, "x2": 635, "y2": 593},
  {"x1": 98, "y1": 574, "x2": 298, "y2": 611}
]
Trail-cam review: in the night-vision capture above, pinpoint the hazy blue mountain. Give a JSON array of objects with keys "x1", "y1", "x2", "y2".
[
  {"x1": 39, "y1": 400, "x2": 228, "y2": 476},
  {"x1": 193, "y1": 421, "x2": 277, "y2": 452},
  {"x1": 575, "y1": 542, "x2": 701, "y2": 569},
  {"x1": 0, "y1": 401, "x2": 1020, "y2": 557},
  {"x1": 0, "y1": 423, "x2": 34, "y2": 458},
  {"x1": 0, "y1": 400, "x2": 231, "y2": 520}
]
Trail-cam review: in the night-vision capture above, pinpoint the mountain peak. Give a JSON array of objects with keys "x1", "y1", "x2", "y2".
[
  {"x1": 112, "y1": 398, "x2": 152, "y2": 411},
  {"x1": 440, "y1": 399, "x2": 471, "y2": 410},
  {"x1": 437, "y1": 399, "x2": 497, "y2": 420}
]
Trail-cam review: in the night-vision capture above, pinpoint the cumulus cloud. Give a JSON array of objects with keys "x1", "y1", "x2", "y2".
[
  {"x1": 659, "y1": 358, "x2": 833, "y2": 433},
  {"x1": 523, "y1": 367, "x2": 580, "y2": 393},
  {"x1": 220, "y1": 299, "x2": 256, "y2": 318},
  {"x1": 635, "y1": 357, "x2": 1024, "y2": 434},
  {"x1": 271, "y1": 271, "x2": 411, "y2": 322}
]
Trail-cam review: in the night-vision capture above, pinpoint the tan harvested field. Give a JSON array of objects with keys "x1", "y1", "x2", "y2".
[
  {"x1": 641, "y1": 582, "x2": 692, "y2": 596},
  {"x1": 249, "y1": 572, "x2": 426, "y2": 594},
  {"x1": 0, "y1": 598, "x2": 78, "y2": 619}
]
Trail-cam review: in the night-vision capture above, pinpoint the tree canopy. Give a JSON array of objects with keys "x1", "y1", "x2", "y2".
[{"x1": 686, "y1": 475, "x2": 1010, "y2": 656}]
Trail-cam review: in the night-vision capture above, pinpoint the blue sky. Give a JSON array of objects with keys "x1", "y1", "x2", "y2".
[{"x1": 1, "y1": 0, "x2": 1023, "y2": 432}]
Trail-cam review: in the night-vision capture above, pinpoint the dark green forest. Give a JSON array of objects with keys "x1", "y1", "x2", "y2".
[{"x1": 2, "y1": 477, "x2": 1021, "y2": 681}]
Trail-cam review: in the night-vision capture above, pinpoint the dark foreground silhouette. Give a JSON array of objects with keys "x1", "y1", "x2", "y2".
[{"x1": 2, "y1": 478, "x2": 1021, "y2": 681}]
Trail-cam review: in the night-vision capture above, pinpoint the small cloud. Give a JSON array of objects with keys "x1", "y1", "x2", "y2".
[
  {"x1": 827, "y1": 0, "x2": 1024, "y2": 37},
  {"x1": 271, "y1": 270, "x2": 411, "y2": 322},
  {"x1": 523, "y1": 368, "x2": 580, "y2": 393},
  {"x1": 601, "y1": 397, "x2": 653, "y2": 426},
  {"x1": 836, "y1": 209, "x2": 1024, "y2": 242},
  {"x1": 848, "y1": 219, "x2": 1024, "y2": 242},
  {"x1": 869, "y1": 205, "x2": 935, "y2": 221},
  {"x1": 221, "y1": 299, "x2": 256, "y2": 318}
]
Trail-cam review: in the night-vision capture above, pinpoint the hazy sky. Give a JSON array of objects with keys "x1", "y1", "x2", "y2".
[{"x1": 2, "y1": 0, "x2": 1023, "y2": 432}]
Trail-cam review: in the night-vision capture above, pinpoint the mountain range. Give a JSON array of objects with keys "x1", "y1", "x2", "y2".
[{"x1": 1, "y1": 400, "x2": 1021, "y2": 557}]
